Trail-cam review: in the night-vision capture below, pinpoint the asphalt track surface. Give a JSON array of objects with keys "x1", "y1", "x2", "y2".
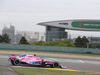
[{"x1": 0, "y1": 54, "x2": 100, "y2": 75}]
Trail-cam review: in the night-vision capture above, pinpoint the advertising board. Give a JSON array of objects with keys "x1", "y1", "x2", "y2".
[{"x1": 72, "y1": 21, "x2": 100, "y2": 29}]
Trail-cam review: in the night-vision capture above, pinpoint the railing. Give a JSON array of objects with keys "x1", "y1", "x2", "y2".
[{"x1": 0, "y1": 43, "x2": 100, "y2": 54}]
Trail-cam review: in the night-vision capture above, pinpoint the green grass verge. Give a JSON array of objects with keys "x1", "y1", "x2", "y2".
[
  {"x1": 11, "y1": 67, "x2": 100, "y2": 75},
  {"x1": 1, "y1": 49, "x2": 100, "y2": 57}
]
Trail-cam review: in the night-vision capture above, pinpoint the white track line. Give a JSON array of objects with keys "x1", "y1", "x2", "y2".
[
  {"x1": 8, "y1": 67, "x2": 15, "y2": 72},
  {"x1": 79, "y1": 60, "x2": 85, "y2": 63}
]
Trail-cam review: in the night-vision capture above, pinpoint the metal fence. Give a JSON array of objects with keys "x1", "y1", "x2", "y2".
[{"x1": 0, "y1": 43, "x2": 100, "y2": 54}]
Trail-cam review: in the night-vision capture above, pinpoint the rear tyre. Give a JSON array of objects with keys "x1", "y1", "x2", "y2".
[{"x1": 13, "y1": 59, "x2": 21, "y2": 66}]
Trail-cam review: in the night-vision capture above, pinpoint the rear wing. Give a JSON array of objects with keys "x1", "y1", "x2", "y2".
[{"x1": 9, "y1": 54, "x2": 16, "y2": 60}]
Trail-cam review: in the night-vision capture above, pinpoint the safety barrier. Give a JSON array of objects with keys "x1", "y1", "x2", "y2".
[{"x1": 0, "y1": 43, "x2": 100, "y2": 54}]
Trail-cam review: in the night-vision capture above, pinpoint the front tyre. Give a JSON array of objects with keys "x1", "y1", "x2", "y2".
[
  {"x1": 13, "y1": 59, "x2": 21, "y2": 66},
  {"x1": 51, "y1": 62, "x2": 59, "y2": 68}
]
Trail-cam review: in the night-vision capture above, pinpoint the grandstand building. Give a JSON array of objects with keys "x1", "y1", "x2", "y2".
[{"x1": 38, "y1": 19, "x2": 100, "y2": 42}]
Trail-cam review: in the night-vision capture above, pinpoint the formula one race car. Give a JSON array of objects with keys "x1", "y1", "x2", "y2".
[{"x1": 8, "y1": 54, "x2": 67, "y2": 68}]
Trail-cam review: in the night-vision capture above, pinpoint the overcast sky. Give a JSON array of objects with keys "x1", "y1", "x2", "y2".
[{"x1": 0, "y1": 0, "x2": 100, "y2": 38}]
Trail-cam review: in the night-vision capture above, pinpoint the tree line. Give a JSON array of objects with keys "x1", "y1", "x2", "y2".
[
  {"x1": 0, "y1": 34, "x2": 10, "y2": 43},
  {"x1": 30, "y1": 40, "x2": 75, "y2": 47},
  {"x1": 30, "y1": 36, "x2": 89, "y2": 48},
  {"x1": 0, "y1": 34, "x2": 29, "y2": 44},
  {"x1": 75, "y1": 36, "x2": 89, "y2": 48},
  {"x1": 0, "y1": 33, "x2": 89, "y2": 48}
]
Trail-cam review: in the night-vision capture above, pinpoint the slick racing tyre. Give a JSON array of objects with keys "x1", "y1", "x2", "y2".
[
  {"x1": 13, "y1": 59, "x2": 21, "y2": 66},
  {"x1": 51, "y1": 62, "x2": 59, "y2": 68}
]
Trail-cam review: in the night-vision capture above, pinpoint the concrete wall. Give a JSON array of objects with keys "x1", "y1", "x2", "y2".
[{"x1": 0, "y1": 43, "x2": 100, "y2": 54}]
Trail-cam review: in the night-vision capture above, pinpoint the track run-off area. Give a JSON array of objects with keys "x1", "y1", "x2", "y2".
[{"x1": 0, "y1": 53, "x2": 100, "y2": 75}]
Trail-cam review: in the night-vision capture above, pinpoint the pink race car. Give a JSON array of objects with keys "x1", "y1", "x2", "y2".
[{"x1": 8, "y1": 54, "x2": 67, "y2": 68}]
